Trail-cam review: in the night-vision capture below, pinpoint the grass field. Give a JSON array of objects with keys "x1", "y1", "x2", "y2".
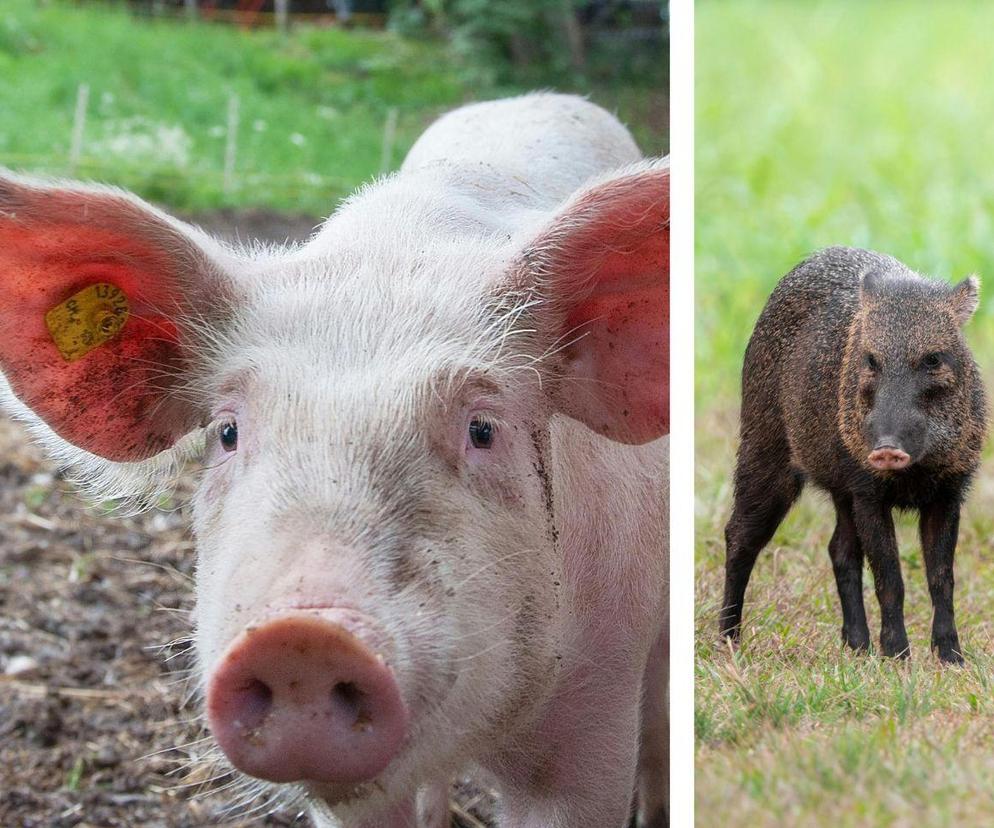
[
  {"x1": 0, "y1": 0, "x2": 665, "y2": 214},
  {"x1": 696, "y1": 2, "x2": 994, "y2": 825}
]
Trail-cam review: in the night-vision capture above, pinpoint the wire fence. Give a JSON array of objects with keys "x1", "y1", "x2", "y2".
[
  {"x1": 1, "y1": 82, "x2": 403, "y2": 209},
  {"x1": 4, "y1": 3, "x2": 665, "y2": 209},
  {"x1": 77, "y1": 0, "x2": 389, "y2": 31}
]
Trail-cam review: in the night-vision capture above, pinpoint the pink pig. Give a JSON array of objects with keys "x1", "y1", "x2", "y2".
[{"x1": 0, "y1": 93, "x2": 668, "y2": 827}]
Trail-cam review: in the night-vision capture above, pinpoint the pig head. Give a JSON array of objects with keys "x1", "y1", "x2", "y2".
[{"x1": 0, "y1": 94, "x2": 667, "y2": 828}]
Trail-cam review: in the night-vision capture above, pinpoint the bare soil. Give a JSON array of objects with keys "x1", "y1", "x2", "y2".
[{"x1": 0, "y1": 210, "x2": 496, "y2": 827}]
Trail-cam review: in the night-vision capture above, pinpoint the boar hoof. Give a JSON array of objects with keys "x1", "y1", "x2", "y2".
[
  {"x1": 717, "y1": 628, "x2": 741, "y2": 649},
  {"x1": 879, "y1": 634, "x2": 911, "y2": 660},
  {"x1": 932, "y1": 639, "x2": 965, "y2": 666},
  {"x1": 841, "y1": 627, "x2": 870, "y2": 653}
]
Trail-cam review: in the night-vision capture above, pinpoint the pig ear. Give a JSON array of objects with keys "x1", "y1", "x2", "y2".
[
  {"x1": 949, "y1": 275, "x2": 980, "y2": 325},
  {"x1": 0, "y1": 170, "x2": 231, "y2": 462},
  {"x1": 520, "y1": 158, "x2": 668, "y2": 443}
]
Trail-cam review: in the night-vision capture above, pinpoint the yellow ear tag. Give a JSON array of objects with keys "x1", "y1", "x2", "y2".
[{"x1": 45, "y1": 283, "x2": 130, "y2": 362}]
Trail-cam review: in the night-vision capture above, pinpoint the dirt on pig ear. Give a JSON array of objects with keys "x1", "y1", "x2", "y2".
[
  {"x1": 0, "y1": 170, "x2": 237, "y2": 462},
  {"x1": 510, "y1": 158, "x2": 668, "y2": 444}
]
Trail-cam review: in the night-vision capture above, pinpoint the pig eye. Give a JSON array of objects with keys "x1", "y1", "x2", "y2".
[
  {"x1": 219, "y1": 421, "x2": 238, "y2": 452},
  {"x1": 922, "y1": 353, "x2": 943, "y2": 370},
  {"x1": 468, "y1": 417, "x2": 495, "y2": 450},
  {"x1": 864, "y1": 353, "x2": 880, "y2": 371}
]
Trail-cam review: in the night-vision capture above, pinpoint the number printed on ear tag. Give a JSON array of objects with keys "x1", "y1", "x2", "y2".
[{"x1": 45, "y1": 283, "x2": 130, "y2": 362}]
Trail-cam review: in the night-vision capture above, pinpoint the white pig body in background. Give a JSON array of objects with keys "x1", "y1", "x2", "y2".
[{"x1": 0, "y1": 94, "x2": 668, "y2": 828}]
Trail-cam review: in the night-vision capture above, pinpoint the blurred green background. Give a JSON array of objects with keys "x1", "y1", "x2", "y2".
[
  {"x1": 697, "y1": 2, "x2": 994, "y2": 826},
  {"x1": 0, "y1": 0, "x2": 666, "y2": 214},
  {"x1": 697, "y1": 0, "x2": 994, "y2": 407}
]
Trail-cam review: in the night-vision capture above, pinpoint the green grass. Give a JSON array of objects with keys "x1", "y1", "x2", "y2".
[
  {"x1": 1, "y1": 0, "x2": 665, "y2": 214},
  {"x1": 697, "y1": 1, "x2": 994, "y2": 824}
]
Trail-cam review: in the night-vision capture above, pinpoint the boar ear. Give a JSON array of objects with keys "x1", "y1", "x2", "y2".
[
  {"x1": 949, "y1": 275, "x2": 980, "y2": 325},
  {"x1": 858, "y1": 269, "x2": 883, "y2": 298},
  {"x1": 518, "y1": 158, "x2": 668, "y2": 444},
  {"x1": 0, "y1": 170, "x2": 231, "y2": 462}
]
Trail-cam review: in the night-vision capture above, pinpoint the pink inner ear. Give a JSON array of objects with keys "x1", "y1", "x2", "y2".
[
  {"x1": 555, "y1": 167, "x2": 669, "y2": 443},
  {"x1": 566, "y1": 281, "x2": 668, "y2": 441},
  {"x1": 0, "y1": 223, "x2": 191, "y2": 461}
]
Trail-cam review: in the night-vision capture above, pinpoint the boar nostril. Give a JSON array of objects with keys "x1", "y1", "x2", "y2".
[{"x1": 237, "y1": 678, "x2": 274, "y2": 731}]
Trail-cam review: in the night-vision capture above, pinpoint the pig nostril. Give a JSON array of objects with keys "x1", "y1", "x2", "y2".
[
  {"x1": 331, "y1": 681, "x2": 371, "y2": 730},
  {"x1": 332, "y1": 681, "x2": 362, "y2": 715},
  {"x1": 236, "y1": 678, "x2": 274, "y2": 730}
]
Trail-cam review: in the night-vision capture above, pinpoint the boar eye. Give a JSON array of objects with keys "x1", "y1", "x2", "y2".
[
  {"x1": 468, "y1": 417, "x2": 495, "y2": 450},
  {"x1": 864, "y1": 353, "x2": 880, "y2": 371},
  {"x1": 219, "y1": 421, "x2": 238, "y2": 452},
  {"x1": 922, "y1": 352, "x2": 943, "y2": 370}
]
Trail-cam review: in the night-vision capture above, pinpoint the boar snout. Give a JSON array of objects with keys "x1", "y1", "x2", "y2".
[
  {"x1": 867, "y1": 443, "x2": 912, "y2": 470},
  {"x1": 863, "y1": 387, "x2": 928, "y2": 470},
  {"x1": 206, "y1": 610, "x2": 408, "y2": 786}
]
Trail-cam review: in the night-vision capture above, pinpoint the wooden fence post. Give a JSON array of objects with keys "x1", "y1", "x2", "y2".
[
  {"x1": 68, "y1": 83, "x2": 90, "y2": 176},
  {"x1": 380, "y1": 107, "x2": 398, "y2": 175},
  {"x1": 560, "y1": 0, "x2": 586, "y2": 71},
  {"x1": 223, "y1": 93, "x2": 240, "y2": 196},
  {"x1": 275, "y1": 0, "x2": 289, "y2": 33}
]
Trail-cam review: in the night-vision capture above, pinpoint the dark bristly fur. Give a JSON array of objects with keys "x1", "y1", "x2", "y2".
[{"x1": 720, "y1": 246, "x2": 987, "y2": 663}]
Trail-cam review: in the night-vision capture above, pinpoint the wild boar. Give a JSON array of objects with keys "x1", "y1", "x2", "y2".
[{"x1": 720, "y1": 246, "x2": 985, "y2": 665}]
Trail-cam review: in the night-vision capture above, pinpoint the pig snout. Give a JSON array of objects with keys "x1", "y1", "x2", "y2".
[
  {"x1": 206, "y1": 609, "x2": 408, "y2": 785},
  {"x1": 867, "y1": 441, "x2": 912, "y2": 471}
]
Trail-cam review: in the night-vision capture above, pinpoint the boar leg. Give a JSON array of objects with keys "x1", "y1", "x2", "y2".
[
  {"x1": 719, "y1": 457, "x2": 803, "y2": 642},
  {"x1": 852, "y1": 499, "x2": 909, "y2": 658},
  {"x1": 637, "y1": 629, "x2": 668, "y2": 827},
  {"x1": 919, "y1": 497, "x2": 964, "y2": 665},
  {"x1": 828, "y1": 493, "x2": 870, "y2": 652}
]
